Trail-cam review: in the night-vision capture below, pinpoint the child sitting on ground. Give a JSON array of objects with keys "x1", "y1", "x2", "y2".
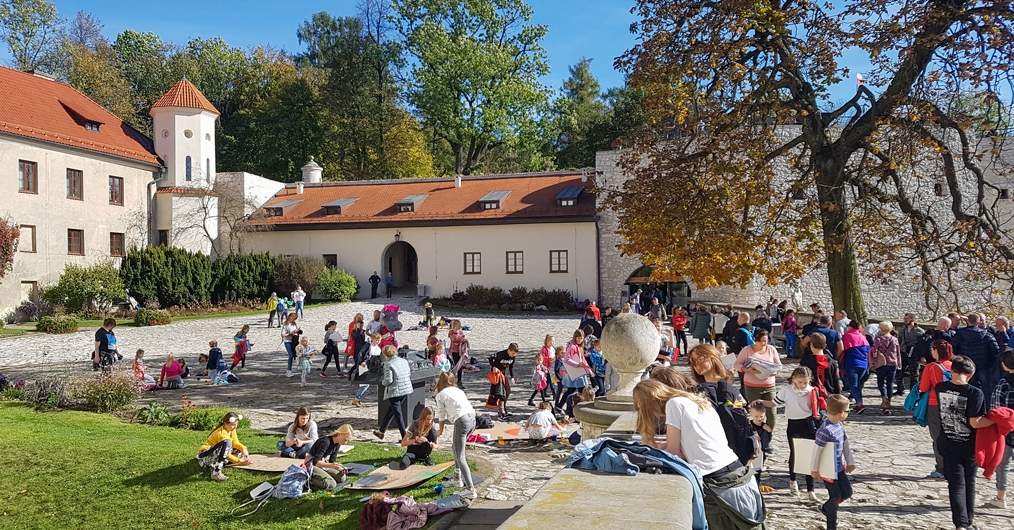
[
  {"x1": 748, "y1": 400, "x2": 773, "y2": 456},
  {"x1": 196, "y1": 353, "x2": 209, "y2": 379},
  {"x1": 295, "y1": 336, "x2": 316, "y2": 387},
  {"x1": 207, "y1": 342, "x2": 224, "y2": 384},
  {"x1": 566, "y1": 386, "x2": 596, "y2": 422},
  {"x1": 392, "y1": 407, "x2": 438, "y2": 469},
  {"x1": 812, "y1": 395, "x2": 857, "y2": 530},
  {"x1": 525, "y1": 401, "x2": 565, "y2": 442},
  {"x1": 178, "y1": 358, "x2": 190, "y2": 379},
  {"x1": 132, "y1": 349, "x2": 156, "y2": 387}
]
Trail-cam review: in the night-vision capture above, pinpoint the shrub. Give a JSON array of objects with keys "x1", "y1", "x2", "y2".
[
  {"x1": 538, "y1": 288, "x2": 575, "y2": 310},
  {"x1": 0, "y1": 217, "x2": 19, "y2": 280},
  {"x1": 273, "y1": 255, "x2": 326, "y2": 298},
  {"x1": 170, "y1": 405, "x2": 250, "y2": 431},
  {"x1": 211, "y1": 253, "x2": 275, "y2": 303},
  {"x1": 119, "y1": 246, "x2": 212, "y2": 308},
  {"x1": 508, "y1": 286, "x2": 530, "y2": 305},
  {"x1": 465, "y1": 284, "x2": 508, "y2": 306},
  {"x1": 77, "y1": 371, "x2": 142, "y2": 413},
  {"x1": 317, "y1": 268, "x2": 360, "y2": 302},
  {"x1": 24, "y1": 377, "x2": 73, "y2": 411},
  {"x1": 36, "y1": 315, "x2": 80, "y2": 334},
  {"x1": 17, "y1": 300, "x2": 40, "y2": 321},
  {"x1": 41, "y1": 262, "x2": 125, "y2": 313},
  {"x1": 133, "y1": 308, "x2": 172, "y2": 326},
  {"x1": 135, "y1": 400, "x2": 171, "y2": 425},
  {"x1": 1, "y1": 386, "x2": 24, "y2": 401}
]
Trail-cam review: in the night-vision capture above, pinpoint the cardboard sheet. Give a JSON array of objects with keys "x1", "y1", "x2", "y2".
[
  {"x1": 791, "y1": 439, "x2": 837, "y2": 480},
  {"x1": 473, "y1": 421, "x2": 577, "y2": 441},
  {"x1": 348, "y1": 461, "x2": 454, "y2": 490},
  {"x1": 233, "y1": 448, "x2": 354, "y2": 473}
]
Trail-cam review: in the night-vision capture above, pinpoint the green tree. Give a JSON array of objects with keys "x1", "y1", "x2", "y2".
[
  {"x1": 552, "y1": 58, "x2": 609, "y2": 169},
  {"x1": 0, "y1": 0, "x2": 65, "y2": 72},
  {"x1": 392, "y1": 0, "x2": 552, "y2": 175},
  {"x1": 41, "y1": 262, "x2": 125, "y2": 313}
]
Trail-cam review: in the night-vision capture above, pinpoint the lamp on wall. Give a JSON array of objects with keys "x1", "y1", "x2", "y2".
[{"x1": 395, "y1": 231, "x2": 401, "y2": 242}]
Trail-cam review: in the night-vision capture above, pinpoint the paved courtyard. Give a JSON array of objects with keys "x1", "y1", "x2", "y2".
[{"x1": 1, "y1": 297, "x2": 1012, "y2": 529}]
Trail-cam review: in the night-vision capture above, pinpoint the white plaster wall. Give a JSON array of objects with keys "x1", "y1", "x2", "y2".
[
  {"x1": 151, "y1": 108, "x2": 216, "y2": 187},
  {"x1": 0, "y1": 135, "x2": 157, "y2": 315},
  {"x1": 245, "y1": 222, "x2": 599, "y2": 301}
]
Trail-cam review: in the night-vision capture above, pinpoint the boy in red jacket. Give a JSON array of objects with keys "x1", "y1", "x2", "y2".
[{"x1": 936, "y1": 355, "x2": 995, "y2": 530}]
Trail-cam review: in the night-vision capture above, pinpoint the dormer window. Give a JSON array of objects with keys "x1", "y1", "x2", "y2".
[
  {"x1": 323, "y1": 197, "x2": 358, "y2": 216},
  {"x1": 478, "y1": 190, "x2": 510, "y2": 210},
  {"x1": 395, "y1": 194, "x2": 428, "y2": 213},
  {"x1": 84, "y1": 122, "x2": 100, "y2": 132},
  {"x1": 265, "y1": 199, "x2": 302, "y2": 217},
  {"x1": 556, "y1": 186, "x2": 583, "y2": 207}
]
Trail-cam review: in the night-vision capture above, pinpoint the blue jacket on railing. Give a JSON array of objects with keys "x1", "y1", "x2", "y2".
[{"x1": 566, "y1": 437, "x2": 708, "y2": 530}]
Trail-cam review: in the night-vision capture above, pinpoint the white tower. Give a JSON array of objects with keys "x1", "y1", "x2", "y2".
[
  {"x1": 148, "y1": 79, "x2": 221, "y2": 255},
  {"x1": 150, "y1": 79, "x2": 219, "y2": 187}
]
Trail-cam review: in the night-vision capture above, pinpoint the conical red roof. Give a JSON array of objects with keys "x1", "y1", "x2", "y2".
[{"x1": 150, "y1": 79, "x2": 219, "y2": 115}]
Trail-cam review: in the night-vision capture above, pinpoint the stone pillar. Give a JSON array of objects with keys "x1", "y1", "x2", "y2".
[{"x1": 573, "y1": 313, "x2": 658, "y2": 439}]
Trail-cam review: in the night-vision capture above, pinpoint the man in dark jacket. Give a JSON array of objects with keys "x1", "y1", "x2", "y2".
[
  {"x1": 368, "y1": 272, "x2": 381, "y2": 299},
  {"x1": 751, "y1": 306, "x2": 773, "y2": 334},
  {"x1": 730, "y1": 312, "x2": 753, "y2": 354},
  {"x1": 952, "y1": 313, "x2": 1000, "y2": 397}
]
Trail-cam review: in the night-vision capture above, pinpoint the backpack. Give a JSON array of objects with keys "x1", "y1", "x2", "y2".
[
  {"x1": 272, "y1": 464, "x2": 310, "y2": 499},
  {"x1": 475, "y1": 413, "x2": 494, "y2": 429},
  {"x1": 276, "y1": 299, "x2": 286, "y2": 312},
  {"x1": 714, "y1": 402, "x2": 758, "y2": 466},
  {"x1": 221, "y1": 370, "x2": 239, "y2": 383}
]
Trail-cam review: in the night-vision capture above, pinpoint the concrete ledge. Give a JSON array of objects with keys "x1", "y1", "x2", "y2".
[{"x1": 497, "y1": 468, "x2": 693, "y2": 529}]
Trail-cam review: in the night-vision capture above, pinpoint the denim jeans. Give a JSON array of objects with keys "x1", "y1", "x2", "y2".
[
  {"x1": 163, "y1": 375, "x2": 186, "y2": 388},
  {"x1": 209, "y1": 369, "x2": 220, "y2": 383},
  {"x1": 294, "y1": 301, "x2": 304, "y2": 319},
  {"x1": 875, "y1": 366, "x2": 897, "y2": 398},
  {"x1": 844, "y1": 367, "x2": 868, "y2": 405},
  {"x1": 996, "y1": 443, "x2": 1013, "y2": 492},
  {"x1": 355, "y1": 384, "x2": 369, "y2": 400},
  {"x1": 785, "y1": 332, "x2": 797, "y2": 358},
  {"x1": 276, "y1": 440, "x2": 312, "y2": 458},
  {"x1": 453, "y1": 414, "x2": 476, "y2": 489},
  {"x1": 285, "y1": 342, "x2": 295, "y2": 371}
]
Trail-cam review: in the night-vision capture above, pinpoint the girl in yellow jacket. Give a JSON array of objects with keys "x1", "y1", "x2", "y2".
[{"x1": 197, "y1": 412, "x2": 250, "y2": 481}]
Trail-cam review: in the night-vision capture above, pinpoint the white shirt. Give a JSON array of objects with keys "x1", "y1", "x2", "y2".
[
  {"x1": 772, "y1": 385, "x2": 815, "y2": 420},
  {"x1": 369, "y1": 344, "x2": 381, "y2": 357},
  {"x1": 835, "y1": 318, "x2": 850, "y2": 335},
  {"x1": 435, "y1": 386, "x2": 474, "y2": 424},
  {"x1": 291, "y1": 289, "x2": 306, "y2": 302},
  {"x1": 527, "y1": 409, "x2": 555, "y2": 430},
  {"x1": 281, "y1": 323, "x2": 298, "y2": 340},
  {"x1": 367, "y1": 320, "x2": 384, "y2": 335},
  {"x1": 664, "y1": 396, "x2": 739, "y2": 476}
]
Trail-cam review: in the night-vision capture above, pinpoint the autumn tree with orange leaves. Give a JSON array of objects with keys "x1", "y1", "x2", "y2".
[{"x1": 611, "y1": 0, "x2": 1014, "y2": 320}]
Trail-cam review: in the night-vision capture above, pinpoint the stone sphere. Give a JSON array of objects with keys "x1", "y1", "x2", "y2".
[{"x1": 600, "y1": 313, "x2": 658, "y2": 373}]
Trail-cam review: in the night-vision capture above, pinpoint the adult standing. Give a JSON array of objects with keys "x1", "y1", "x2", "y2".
[
  {"x1": 374, "y1": 345, "x2": 411, "y2": 441},
  {"x1": 730, "y1": 312, "x2": 754, "y2": 355},
  {"x1": 291, "y1": 285, "x2": 306, "y2": 319},
  {"x1": 896, "y1": 313, "x2": 925, "y2": 396},
  {"x1": 834, "y1": 310, "x2": 850, "y2": 336},
  {"x1": 281, "y1": 313, "x2": 302, "y2": 378},
  {"x1": 993, "y1": 317, "x2": 1013, "y2": 352},
  {"x1": 751, "y1": 306, "x2": 773, "y2": 334},
  {"x1": 434, "y1": 372, "x2": 479, "y2": 500},
  {"x1": 953, "y1": 313, "x2": 1001, "y2": 398},
  {"x1": 385, "y1": 271, "x2": 394, "y2": 298},
  {"x1": 689, "y1": 304, "x2": 713, "y2": 345},
  {"x1": 629, "y1": 289, "x2": 643, "y2": 315},
  {"x1": 588, "y1": 301, "x2": 601, "y2": 321},
  {"x1": 734, "y1": 328, "x2": 782, "y2": 428},
  {"x1": 782, "y1": 309, "x2": 799, "y2": 358},
  {"x1": 921, "y1": 340, "x2": 955, "y2": 478},
  {"x1": 633, "y1": 379, "x2": 766, "y2": 529},
  {"x1": 93, "y1": 318, "x2": 118, "y2": 371},
  {"x1": 870, "y1": 321, "x2": 901, "y2": 415},
  {"x1": 814, "y1": 315, "x2": 844, "y2": 360},
  {"x1": 579, "y1": 310, "x2": 603, "y2": 338},
  {"x1": 369, "y1": 271, "x2": 381, "y2": 299},
  {"x1": 367, "y1": 310, "x2": 384, "y2": 336},
  {"x1": 841, "y1": 320, "x2": 870, "y2": 414},
  {"x1": 345, "y1": 313, "x2": 365, "y2": 363},
  {"x1": 267, "y1": 292, "x2": 282, "y2": 328},
  {"x1": 649, "y1": 297, "x2": 667, "y2": 320}
]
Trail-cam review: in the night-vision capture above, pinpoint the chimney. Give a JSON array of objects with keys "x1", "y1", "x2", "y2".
[
  {"x1": 301, "y1": 156, "x2": 323, "y2": 184},
  {"x1": 581, "y1": 168, "x2": 589, "y2": 183},
  {"x1": 296, "y1": 182, "x2": 304, "y2": 195},
  {"x1": 454, "y1": 176, "x2": 462, "y2": 188}
]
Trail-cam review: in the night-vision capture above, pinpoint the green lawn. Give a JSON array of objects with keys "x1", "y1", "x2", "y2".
[
  {"x1": 0, "y1": 402, "x2": 459, "y2": 529},
  {"x1": 0, "y1": 328, "x2": 26, "y2": 337},
  {"x1": 74, "y1": 301, "x2": 342, "y2": 329}
]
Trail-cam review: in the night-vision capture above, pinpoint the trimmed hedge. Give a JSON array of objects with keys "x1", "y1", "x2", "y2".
[
  {"x1": 442, "y1": 284, "x2": 575, "y2": 311},
  {"x1": 318, "y1": 268, "x2": 360, "y2": 302},
  {"x1": 134, "y1": 308, "x2": 172, "y2": 326},
  {"x1": 211, "y1": 253, "x2": 275, "y2": 303},
  {"x1": 119, "y1": 246, "x2": 211, "y2": 308},
  {"x1": 36, "y1": 315, "x2": 80, "y2": 334}
]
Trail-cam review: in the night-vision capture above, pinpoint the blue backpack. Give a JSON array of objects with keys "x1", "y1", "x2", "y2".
[{"x1": 905, "y1": 362, "x2": 951, "y2": 427}]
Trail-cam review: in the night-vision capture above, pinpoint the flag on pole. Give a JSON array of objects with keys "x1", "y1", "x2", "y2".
[{"x1": 857, "y1": 73, "x2": 865, "y2": 86}]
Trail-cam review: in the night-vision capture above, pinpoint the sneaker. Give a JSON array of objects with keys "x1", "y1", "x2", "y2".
[
  {"x1": 986, "y1": 497, "x2": 1007, "y2": 509},
  {"x1": 210, "y1": 472, "x2": 228, "y2": 482},
  {"x1": 459, "y1": 488, "x2": 478, "y2": 500},
  {"x1": 388, "y1": 462, "x2": 402, "y2": 471},
  {"x1": 352, "y1": 399, "x2": 362, "y2": 408},
  {"x1": 815, "y1": 503, "x2": 827, "y2": 517},
  {"x1": 808, "y1": 491, "x2": 820, "y2": 502},
  {"x1": 929, "y1": 470, "x2": 945, "y2": 479},
  {"x1": 527, "y1": 401, "x2": 536, "y2": 407},
  {"x1": 286, "y1": 371, "x2": 294, "y2": 378},
  {"x1": 789, "y1": 482, "x2": 800, "y2": 495},
  {"x1": 287, "y1": 451, "x2": 298, "y2": 459},
  {"x1": 320, "y1": 371, "x2": 327, "y2": 377},
  {"x1": 854, "y1": 404, "x2": 866, "y2": 414},
  {"x1": 424, "y1": 457, "x2": 435, "y2": 466}
]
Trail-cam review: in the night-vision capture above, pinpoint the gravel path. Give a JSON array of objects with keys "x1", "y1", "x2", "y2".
[{"x1": 3, "y1": 299, "x2": 1013, "y2": 529}]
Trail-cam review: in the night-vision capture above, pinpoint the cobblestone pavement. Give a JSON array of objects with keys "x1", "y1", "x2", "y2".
[{"x1": 2, "y1": 299, "x2": 1013, "y2": 529}]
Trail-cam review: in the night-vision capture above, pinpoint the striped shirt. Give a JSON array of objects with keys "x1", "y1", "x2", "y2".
[{"x1": 813, "y1": 419, "x2": 854, "y2": 473}]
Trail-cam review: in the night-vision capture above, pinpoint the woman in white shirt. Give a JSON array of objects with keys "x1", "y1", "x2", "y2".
[
  {"x1": 434, "y1": 371, "x2": 478, "y2": 500},
  {"x1": 634, "y1": 379, "x2": 766, "y2": 529},
  {"x1": 276, "y1": 406, "x2": 318, "y2": 458}
]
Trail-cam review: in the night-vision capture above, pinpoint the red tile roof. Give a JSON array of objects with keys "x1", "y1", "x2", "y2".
[
  {"x1": 155, "y1": 186, "x2": 219, "y2": 197},
  {"x1": 0, "y1": 66, "x2": 160, "y2": 165},
  {"x1": 150, "y1": 79, "x2": 220, "y2": 115},
  {"x1": 251, "y1": 172, "x2": 596, "y2": 229}
]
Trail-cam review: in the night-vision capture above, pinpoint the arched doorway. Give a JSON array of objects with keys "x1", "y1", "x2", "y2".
[
  {"x1": 383, "y1": 241, "x2": 418, "y2": 289},
  {"x1": 625, "y1": 265, "x2": 691, "y2": 311}
]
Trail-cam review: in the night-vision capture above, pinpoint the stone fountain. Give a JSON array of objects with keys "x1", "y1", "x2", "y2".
[{"x1": 573, "y1": 313, "x2": 658, "y2": 440}]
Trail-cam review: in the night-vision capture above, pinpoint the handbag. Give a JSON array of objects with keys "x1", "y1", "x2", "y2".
[
  {"x1": 909, "y1": 362, "x2": 952, "y2": 427},
  {"x1": 534, "y1": 369, "x2": 548, "y2": 390}
]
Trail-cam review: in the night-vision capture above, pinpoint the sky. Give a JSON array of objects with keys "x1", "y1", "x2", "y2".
[{"x1": 1, "y1": 0, "x2": 866, "y2": 102}]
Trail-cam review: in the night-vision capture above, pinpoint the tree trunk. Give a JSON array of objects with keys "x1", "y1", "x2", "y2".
[{"x1": 815, "y1": 159, "x2": 868, "y2": 324}]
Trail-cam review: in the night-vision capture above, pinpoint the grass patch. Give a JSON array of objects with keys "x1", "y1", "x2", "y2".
[
  {"x1": 0, "y1": 402, "x2": 461, "y2": 529},
  {"x1": 75, "y1": 301, "x2": 341, "y2": 329},
  {"x1": 0, "y1": 328, "x2": 26, "y2": 337}
]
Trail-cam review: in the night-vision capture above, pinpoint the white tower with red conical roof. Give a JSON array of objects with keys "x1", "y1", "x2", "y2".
[{"x1": 149, "y1": 79, "x2": 221, "y2": 255}]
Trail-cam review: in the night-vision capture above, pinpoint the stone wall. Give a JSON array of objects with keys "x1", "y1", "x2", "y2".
[{"x1": 595, "y1": 149, "x2": 648, "y2": 309}]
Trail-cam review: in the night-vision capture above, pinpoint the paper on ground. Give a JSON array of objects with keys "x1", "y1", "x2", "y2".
[{"x1": 791, "y1": 439, "x2": 837, "y2": 480}]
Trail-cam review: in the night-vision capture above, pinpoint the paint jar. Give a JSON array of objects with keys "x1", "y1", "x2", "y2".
[{"x1": 497, "y1": 436, "x2": 505, "y2": 446}]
